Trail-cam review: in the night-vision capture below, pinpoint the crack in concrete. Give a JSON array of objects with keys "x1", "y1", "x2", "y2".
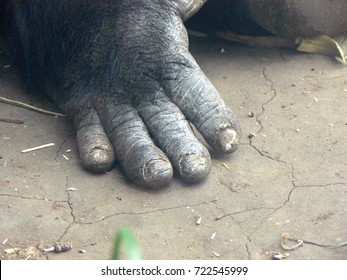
[
  {"x1": 0, "y1": 193, "x2": 67, "y2": 203},
  {"x1": 228, "y1": 67, "x2": 301, "y2": 256},
  {"x1": 54, "y1": 135, "x2": 76, "y2": 241},
  {"x1": 214, "y1": 207, "x2": 277, "y2": 222},
  {"x1": 252, "y1": 67, "x2": 278, "y2": 135},
  {"x1": 226, "y1": 214, "x2": 252, "y2": 260},
  {"x1": 295, "y1": 182, "x2": 347, "y2": 188},
  {"x1": 215, "y1": 207, "x2": 276, "y2": 260},
  {"x1": 250, "y1": 143, "x2": 297, "y2": 201},
  {"x1": 243, "y1": 67, "x2": 298, "y2": 256},
  {"x1": 241, "y1": 68, "x2": 347, "y2": 257},
  {"x1": 249, "y1": 67, "x2": 297, "y2": 201},
  {"x1": 80, "y1": 199, "x2": 219, "y2": 225}
]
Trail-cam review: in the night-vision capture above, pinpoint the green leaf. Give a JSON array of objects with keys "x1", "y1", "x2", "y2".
[{"x1": 111, "y1": 228, "x2": 141, "y2": 260}]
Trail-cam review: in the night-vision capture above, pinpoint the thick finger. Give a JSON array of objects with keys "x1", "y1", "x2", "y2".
[
  {"x1": 137, "y1": 94, "x2": 211, "y2": 183},
  {"x1": 73, "y1": 108, "x2": 115, "y2": 172},
  {"x1": 97, "y1": 101, "x2": 173, "y2": 188},
  {"x1": 163, "y1": 67, "x2": 241, "y2": 154}
]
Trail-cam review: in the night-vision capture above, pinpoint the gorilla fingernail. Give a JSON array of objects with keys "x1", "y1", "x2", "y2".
[{"x1": 216, "y1": 128, "x2": 240, "y2": 153}]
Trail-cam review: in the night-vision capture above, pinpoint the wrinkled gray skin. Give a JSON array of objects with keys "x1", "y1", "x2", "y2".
[
  {"x1": 9, "y1": 0, "x2": 240, "y2": 189},
  {"x1": 72, "y1": 0, "x2": 240, "y2": 188},
  {"x1": 68, "y1": 0, "x2": 242, "y2": 188},
  {"x1": 71, "y1": 0, "x2": 234, "y2": 189}
]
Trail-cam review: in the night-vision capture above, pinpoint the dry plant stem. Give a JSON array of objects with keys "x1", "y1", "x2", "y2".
[
  {"x1": 21, "y1": 143, "x2": 55, "y2": 153},
  {"x1": 0, "y1": 96, "x2": 66, "y2": 117},
  {"x1": 0, "y1": 117, "x2": 24, "y2": 124},
  {"x1": 216, "y1": 31, "x2": 297, "y2": 48}
]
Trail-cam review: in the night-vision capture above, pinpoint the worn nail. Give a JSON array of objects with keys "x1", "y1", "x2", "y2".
[
  {"x1": 179, "y1": 154, "x2": 210, "y2": 183},
  {"x1": 215, "y1": 128, "x2": 240, "y2": 153},
  {"x1": 143, "y1": 158, "x2": 173, "y2": 189}
]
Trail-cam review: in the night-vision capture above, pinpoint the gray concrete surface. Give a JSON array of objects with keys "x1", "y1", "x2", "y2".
[{"x1": 1, "y1": 37, "x2": 346, "y2": 260}]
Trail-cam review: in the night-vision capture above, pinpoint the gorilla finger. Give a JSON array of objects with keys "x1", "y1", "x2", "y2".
[
  {"x1": 138, "y1": 95, "x2": 211, "y2": 183},
  {"x1": 97, "y1": 102, "x2": 173, "y2": 188},
  {"x1": 73, "y1": 108, "x2": 115, "y2": 172},
  {"x1": 164, "y1": 68, "x2": 241, "y2": 154}
]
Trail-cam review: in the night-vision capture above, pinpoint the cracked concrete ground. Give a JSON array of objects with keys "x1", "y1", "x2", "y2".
[{"x1": 1, "y1": 37, "x2": 346, "y2": 260}]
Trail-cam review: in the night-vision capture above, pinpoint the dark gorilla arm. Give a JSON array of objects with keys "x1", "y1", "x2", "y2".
[{"x1": 8, "y1": 0, "x2": 240, "y2": 188}]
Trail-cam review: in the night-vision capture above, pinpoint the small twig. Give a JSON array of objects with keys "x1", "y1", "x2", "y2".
[
  {"x1": 222, "y1": 163, "x2": 230, "y2": 170},
  {"x1": 62, "y1": 154, "x2": 69, "y2": 160},
  {"x1": 216, "y1": 31, "x2": 297, "y2": 48},
  {"x1": 0, "y1": 117, "x2": 24, "y2": 124},
  {"x1": 215, "y1": 214, "x2": 229, "y2": 221},
  {"x1": 0, "y1": 96, "x2": 65, "y2": 117},
  {"x1": 21, "y1": 143, "x2": 55, "y2": 153}
]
